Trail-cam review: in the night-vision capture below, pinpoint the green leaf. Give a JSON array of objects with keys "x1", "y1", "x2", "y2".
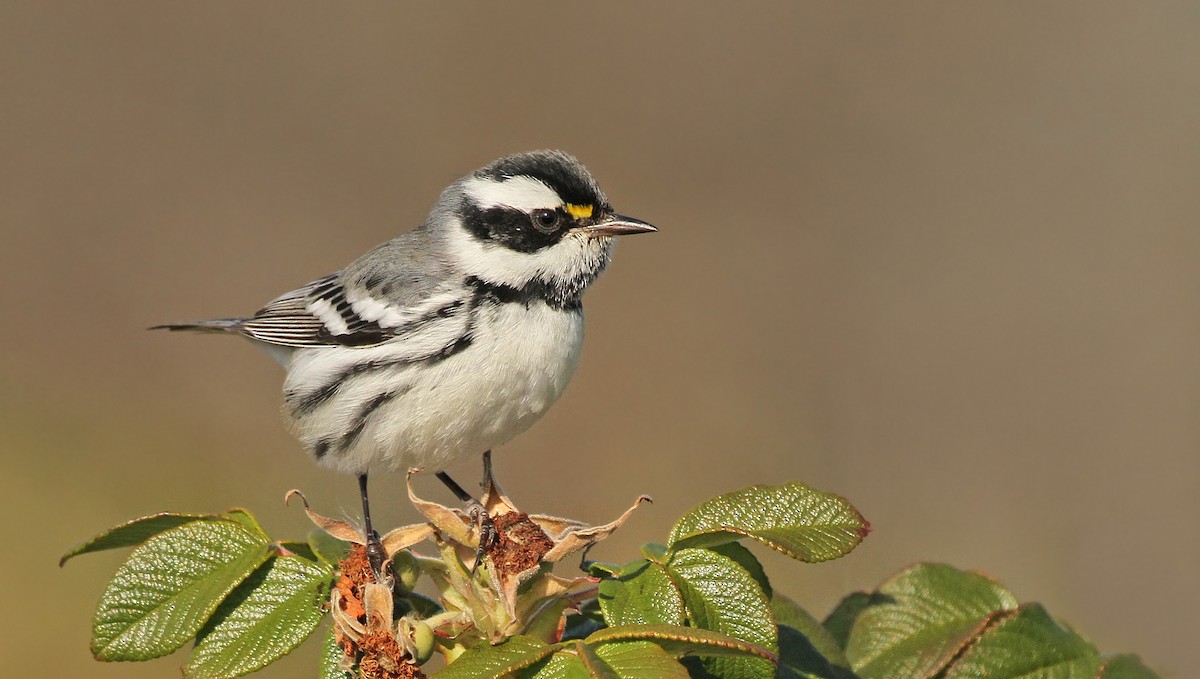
[
  {"x1": 598, "y1": 559, "x2": 685, "y2": 627},
  {"x1": 573, "y1": 641, "x2": 622, "y2": 679},
  {"x1": 709, "y1": 542, "x2": 772, "y2": 600},
  {"x1": 563, "y1": 598, "x2": 606, "y2": 642},
  {"x1": 319, "y1": 625, "x2": 353, "y2": 679},
  {"x1": 60, "y1": 513, "x2": 213, "y2": 566},
  {"x1": 437, "y1": 635, "x2": 556, "y2": 679},
  {"x1": 585, "y1": 624, "x2": 777, "y2": 663},
  {"x1": 308, "y1": 528, "x2": 351, "y2": 566},
  {"x1": 771, "y1": 595, "x2": 846, "y2": 666},
  {"x1": 277, "y1": 540, "x2": 319, "y2": 562},
  {"x1": 524, "y1": 650, "x2": 594, "y2": 679},
  {"x1": 777, "y1": 625, "x2": 861, "y2": 679},
  {"x1": 668, "y1": 548, "x2": 778, "y2": 679},
  {"x1": 528, "y1": 641, "x2": 690, "y2": 678},
  {"x1": 845, "y1": 563, "x2": 1018, "y2": 679},
  {"x1": 667, "y1": 483, "x2": 868, "y2": 563},
  {"x1": 942, "y1": 604, "x2": 1101, "y2": 678},
  {"x1": 525, "y1": 598, "x2": 574, "y2": 645},
  {"x1": 91, "y1": 518, "x2": 272, "y2": 661},
  {"x1": 772, "y1": 595, "x2": 855, "y2": 678},
  {"x1": 185, "y1": 555, "x2": 334, "y2": 678},
  {"x1": 221, "y1": 508, "x2": 268, "y2": 537},
  {"x1": 822, "y1": 592, "x2": 874, "y2": 650},
  {"x1": 593, "y1": 640, "x2": 690, "y2": 678},
  {"x1": 1099, "y1": 654, "x2": 1160, "y2": 679}
]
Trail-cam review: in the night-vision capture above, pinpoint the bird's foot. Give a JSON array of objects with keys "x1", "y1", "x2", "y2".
[
  {"x1": 365, "y1": 529, "x2": 388, "y2": 581},
  {"x1": 467, "y1": 498, "x2": 497, "y2": 573}
]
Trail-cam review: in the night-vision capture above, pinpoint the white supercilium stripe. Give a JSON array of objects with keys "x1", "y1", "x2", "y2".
[{"x1": 461, "y1": 175, "x2": 564, "y2": 212}]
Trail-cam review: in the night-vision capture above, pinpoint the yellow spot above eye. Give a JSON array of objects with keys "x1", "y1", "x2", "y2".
[{"x1": 565, "y1": 203, "x2": 593, "y2": 220}]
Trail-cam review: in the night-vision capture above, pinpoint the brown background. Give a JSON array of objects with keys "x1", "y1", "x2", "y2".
[{"x1": 2, "y1": 2, "x2": 1196, "y2": 676}]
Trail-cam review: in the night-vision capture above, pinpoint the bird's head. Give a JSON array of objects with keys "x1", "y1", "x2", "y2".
[{"x1": 436, "y1": 150, "x2": 655, "y2": 299}]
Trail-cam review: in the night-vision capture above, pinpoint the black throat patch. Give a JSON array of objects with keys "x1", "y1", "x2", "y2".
[{"x1": 465, "y1": 275, "x2": 583, "y2": 312}]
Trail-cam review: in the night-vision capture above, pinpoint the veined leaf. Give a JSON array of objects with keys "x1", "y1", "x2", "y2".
[
  {"x1": 709, "y1": 542, "x2": 772, "y2": 600},
  {"x1": 437, "y1": 635, "x2": 556, "y2": 679},
  {"x1": 593, "y1": 641, "x2": 690, "y2": 678},
  {"x1": 524, "y1": 650, "x2": 594, "y2": 679},
  {"x1": 942, "y1": 604, "x2": 1101, "y2": 678},
  {"x1": 528, "y1": 640, "x2": 690, "y2": 678},
  {"x1": 669, "y1": 548, "x2": 778, "y2": 679},
  {"x1": 319, "y1": 625, "x2": 353, "y2": 679},
  {"x1": 845, "y1": 563, "x2": 1018, "y2": 679},
  {"x1": 308, "y1": 528, "x2": 351, "y2": 566},
  {"x1": 597, "y1": 559, "x2": 685, "y2": 627},
  {"x1": 772, "y1": 595, "x2": 846, "y2": 666},
  {"x1": 585, "y1": 624, "x2": 776, "y2": 663},
  {"x1": 221, "y1": 508, "x2": 267, "y2": 536},
  {"x1": 186, "y1": 555, "x2": 333, "y2": 678},
  {"x1": 61, "y1": 513, "x2": 213, "y2": 566},
  {"x1": 668, "y1": 483, "x2": 868, "y2": 563},
  {"x1": 572, "y1": 641, "x2": 621, "y2": 679},
  {"x1": 777, "y1": 625, "x2": 860, "y2": 679},
  {"x1": 772, "y1": 595, "x2": 855, "y2": 678},
  {"x1": 822, "y1": 592, "x2": 874, "y2": 651},
  {"x1": 91, "y1": 518, "x2": 271, "y2": 661}
]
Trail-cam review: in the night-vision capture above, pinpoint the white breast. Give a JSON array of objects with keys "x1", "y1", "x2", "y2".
[{"x1": 282, "y1": 303, "x2": 585, "y2": 474}]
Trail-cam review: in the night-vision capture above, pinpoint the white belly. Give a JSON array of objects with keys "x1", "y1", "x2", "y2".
[{"x1": 281, "y1": 303, "x2": 584, "y2": 474}]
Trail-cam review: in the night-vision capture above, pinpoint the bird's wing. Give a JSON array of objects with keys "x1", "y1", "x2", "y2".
[{"x1": 237, "y1": 272, "x2": 469, "y2": 349}]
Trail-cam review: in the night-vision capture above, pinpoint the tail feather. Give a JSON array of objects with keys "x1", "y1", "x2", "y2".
[{"x1": 149, "y1": 318, "x2": 245, "y2": 333}]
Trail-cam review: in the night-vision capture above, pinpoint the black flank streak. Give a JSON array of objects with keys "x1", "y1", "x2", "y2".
[
  {"x1": 288, "y1": 317, "x2": 475, "y2": 416},
  {"x1": 313, "y1": 438, "x2": 332, "y2": 460},
  {"x1": 395, "y1": 299, "x2": 465, "y2": 337},
  {"x1": 433, "y1": 333, "x2": 473, "y2": 360},
  {"x1": 339, "y1": 387, "x2": 409, "y2": 452},
  {"x1": 288, "y1": 380, "x2": 342, "y2": 416}
]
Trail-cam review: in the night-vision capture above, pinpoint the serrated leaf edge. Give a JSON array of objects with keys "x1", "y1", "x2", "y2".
[
  {"x1": 585, "y1": 624, "x2": 778, "y2": 664},
  {"x1": 60, "y1": 513, "x2": 215, "y2": 566}
]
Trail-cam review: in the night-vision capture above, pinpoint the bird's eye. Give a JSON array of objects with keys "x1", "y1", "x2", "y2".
[{"x1": 531, "y1": 208, "x2": 561, "y2": 234}]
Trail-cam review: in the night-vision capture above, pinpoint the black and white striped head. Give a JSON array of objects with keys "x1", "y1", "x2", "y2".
[{"x1": 441, "y1": 150, "x2": 655, "y2": 300}]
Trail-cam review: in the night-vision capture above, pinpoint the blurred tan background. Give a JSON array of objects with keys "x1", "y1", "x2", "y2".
[{"x1": 2, "y1": 2, "x2": 1196, "y2": 676}]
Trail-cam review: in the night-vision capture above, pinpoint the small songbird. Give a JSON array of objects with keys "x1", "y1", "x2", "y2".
[{"x1": 155, "y1": 150, "x2": 656, "y2": 571}]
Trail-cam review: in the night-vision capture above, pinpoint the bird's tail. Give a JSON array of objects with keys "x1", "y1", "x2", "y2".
[{"x1": 148, "y1": 318, "x2": 245, "y2": 334}]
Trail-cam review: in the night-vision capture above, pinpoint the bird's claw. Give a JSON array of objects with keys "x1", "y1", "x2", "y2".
[
  {"x1": 467, "y1": 499, "x2": 497, "y2": 573},
  {"x1": 365, "y1": 529, "x2": 388, "y2": 581}
]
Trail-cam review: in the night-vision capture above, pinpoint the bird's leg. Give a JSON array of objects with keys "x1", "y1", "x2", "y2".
[
  {"x1": 358, "y1": 473, "x2": 387, "y2": 580},
  {"x1": 481, "y1": 449, "x2": 495, "y2": 495},
  {"x1": 436, "y1": 458, "x2": 497, "y2": 567}
]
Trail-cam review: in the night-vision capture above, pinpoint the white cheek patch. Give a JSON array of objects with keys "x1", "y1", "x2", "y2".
[
  {"x1": 446, "y1": 218, "x2": 610, "y2": 289},
  {"x1": 462, "y1": 175, "x2": 563, "y2": 212}
]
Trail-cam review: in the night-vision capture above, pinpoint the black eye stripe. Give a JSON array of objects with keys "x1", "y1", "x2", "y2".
[{"x1": 461, "y1": 204, "x2": 569, "y2": 253}]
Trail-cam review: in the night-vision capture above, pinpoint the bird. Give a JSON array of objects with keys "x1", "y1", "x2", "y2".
[{"x1": 154, "y1": 150, "x2": 656, "y2": 573}]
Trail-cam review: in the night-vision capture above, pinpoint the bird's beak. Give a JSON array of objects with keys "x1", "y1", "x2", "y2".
[{"x1": 571, "y1": 214, "x2": 658, "y2": 237}]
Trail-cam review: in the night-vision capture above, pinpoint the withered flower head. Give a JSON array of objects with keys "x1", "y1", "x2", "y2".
[{"x1": 286, "y1": 464, "x2": 650, "y2": 667}]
